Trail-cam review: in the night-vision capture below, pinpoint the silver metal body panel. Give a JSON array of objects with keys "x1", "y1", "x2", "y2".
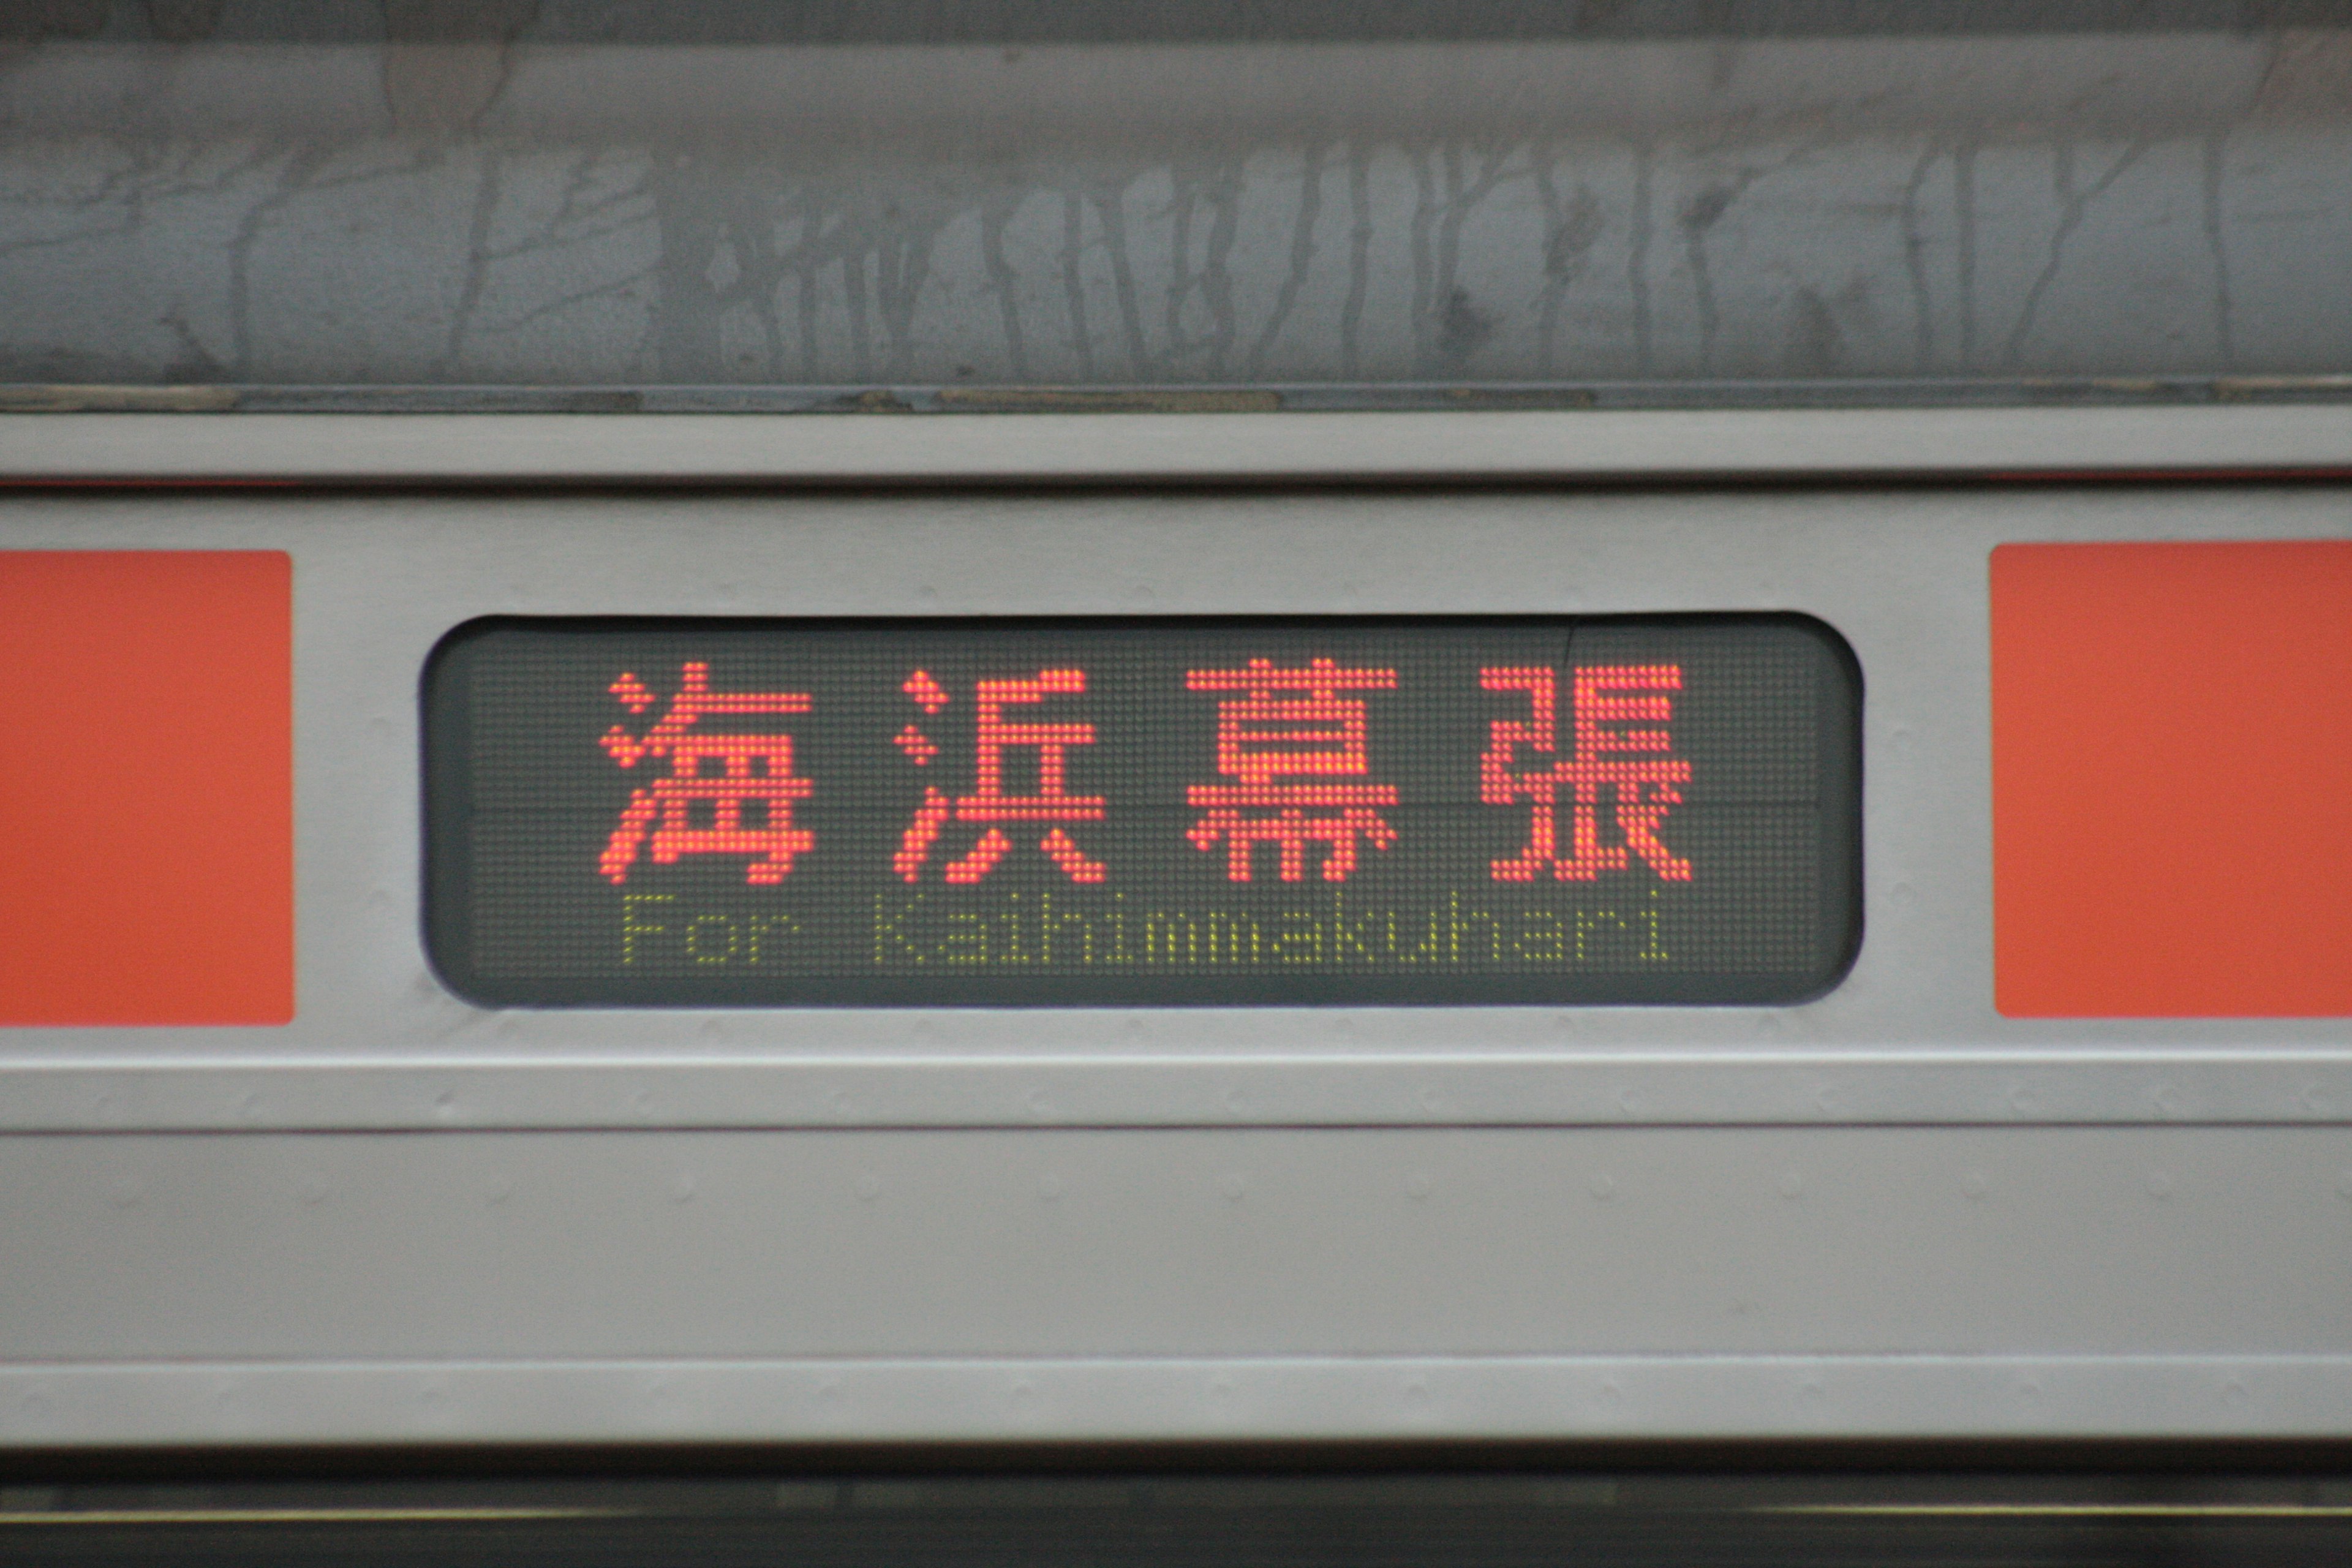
[
  {"x1": 0, "y1": 458, "x2": 2344, "y2": 1131},
  {"x1": 1, "y1": 409, "x2": 2346, "y2": 1446},
  {"x1": 4, "y1": 1127, "x2": 2351, "y2": 1443}
]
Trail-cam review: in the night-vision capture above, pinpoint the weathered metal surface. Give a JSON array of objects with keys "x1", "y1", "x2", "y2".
[{"x1": 2, "y1": 7, "x2": 2348, "y2": 391}]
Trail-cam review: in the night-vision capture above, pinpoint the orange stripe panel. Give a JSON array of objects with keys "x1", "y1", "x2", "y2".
[
  {"x1": 1992, "y1": 540, "x2": 2351, "y2": 1017},
  {"x1": 0, "y1": 551, "x2": 293, "y2": 1025}
]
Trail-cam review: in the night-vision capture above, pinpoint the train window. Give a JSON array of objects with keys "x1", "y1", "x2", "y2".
[
  {"x1": 424, "y1": 614, "x2": 1861, "y2": 1006},
  {"x1": 3, "y1": 2, "x2": 2348, "y2": 405}
]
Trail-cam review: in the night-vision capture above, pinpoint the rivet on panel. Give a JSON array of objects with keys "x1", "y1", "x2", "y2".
[
  {"x1": 2144, "y1": 1171, "x2": 2174, "y2": 1200},
  {"x1": 1777, "y1": 1172, "x2": 1804, "y2": 1200},
  {"x1": 1219, "y1": 1174, "x2": 1246, "y2": 1202},
  {"x1": 671, "y1": 1171, "x2": 698, "y2": 1204},
  {"x1": 855, "y1": 1174, "x2": 882, "y2": 1201},
  {"x1": 2335, "y1": 1170, "x2": 2352, "y2": 1200},
  {"x1": 297, "y1": 1176, "x2": 328, "y2": 1207},
  {"x1": 1588, "y1": 1174, "x2": 1616, "y2": 1201},
  {"x1": 1961, "y1": 1171, "x2": 1990, "y2": 1200},
  {"x1": 1037, "y1": 1175, "x2": 1064, "y2": 1202},
  {"x1": 108, "y1": 1177, "x2": 142, "y2": 1209},
  {"x1": 1405, "y1": 1173, "x2": 1433, "y2": 1200},
  {"x1": 485, "y1": 1175, "x2": 513, "y2": 1207}
]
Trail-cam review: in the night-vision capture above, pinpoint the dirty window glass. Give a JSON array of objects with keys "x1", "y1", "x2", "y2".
[{"x1": 1, "y1": 3, "x2": 2347, "y2": 406}]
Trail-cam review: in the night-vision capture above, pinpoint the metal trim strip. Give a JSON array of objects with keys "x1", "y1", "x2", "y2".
[
  {"x1": 2, "y1": 408, "x2": 2348, "y2": 484},
  {"x1": 7, "y1": 1357, "x2": 2350, "y2": 1444}
]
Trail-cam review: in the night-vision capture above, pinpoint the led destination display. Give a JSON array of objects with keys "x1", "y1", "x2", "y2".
[{"x1": 424, "y1": 616, "x2": 1860, "y2": 1006}]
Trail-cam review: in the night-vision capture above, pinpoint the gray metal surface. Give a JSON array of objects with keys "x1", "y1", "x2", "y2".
[
  {"x1": 4, "y1": 1125, "x2": 2351, "y2": 1444},
  {"x1": 4, "y1": 10, "x2": 2350, "y2": 390},
  {"x1": 0, "y1": 466, "x2": 2342, "y2": 1133},
  {"x1": 14, "y1": 1121, "x2": 2352, "y2": 1447},
  {"x1": 20, "y1": 1125, "x2": 2352, "y2": 1360}
]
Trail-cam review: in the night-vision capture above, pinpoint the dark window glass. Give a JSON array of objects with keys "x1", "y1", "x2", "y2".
[{"x1": 2, "y1": 3, "x2": 2347, "y2": 404}]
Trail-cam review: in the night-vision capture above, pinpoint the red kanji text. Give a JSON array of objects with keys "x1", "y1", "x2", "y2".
[
  {"x1": 1185, "y1": 657, "x2": 1401, "y2": 882},
  {"x1": 895, "y1": 668, "x2": 1107, "y2": 884},
  {"x1": 598, "y1": 663, "x2": 815, "y2": 886},
  {"x1": 1480, "y1": 663, "x2": 1693, "y2": 882}
]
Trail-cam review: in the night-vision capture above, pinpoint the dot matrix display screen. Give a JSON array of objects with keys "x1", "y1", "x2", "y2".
[{"x1": 424, "y1": 616, "x2": 1861, "y2": 1007}]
